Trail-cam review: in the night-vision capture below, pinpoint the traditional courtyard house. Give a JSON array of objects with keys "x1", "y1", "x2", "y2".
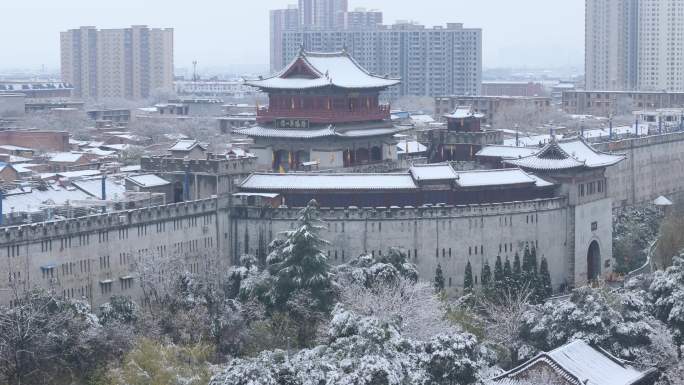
[
  {"x1": 236, "y1": 49, "x2": 403, "y2": 171},
  {"x1": 488, "y1": 340, "x2": 657, "y2": 385}
]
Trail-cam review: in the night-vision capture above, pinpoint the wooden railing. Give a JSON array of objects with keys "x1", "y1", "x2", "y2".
[{"x1": 256, "y1": 104, "x2": 391, "y2": 124}]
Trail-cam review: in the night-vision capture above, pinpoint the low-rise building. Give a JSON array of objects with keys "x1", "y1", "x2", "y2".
[
  {"x1": 562, "y1": 90, "x2": 684, "y2": 117},
  {"x1": 435, "y1": 95, "x2": 552, "y2": 125},
  {"x1": 481, "y1": 81, "x2": 546, "y2": 97}
]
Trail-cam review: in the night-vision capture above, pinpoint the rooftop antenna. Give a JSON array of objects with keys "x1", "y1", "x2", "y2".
[{"x1": 192, "y1": 60, "x2": 198, "y2": 82}]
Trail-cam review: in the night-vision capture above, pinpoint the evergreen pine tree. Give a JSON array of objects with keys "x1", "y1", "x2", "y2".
[
  {"x1": 434, "y1": 263, "x2": 445, "y2": 293},
  {"x1": 481, "y1": 260, "x2": 492, "y2": 286},
  {"x1": 522, "y1": 244, "x2": 533, "y2": 274},
  {"x1": 530, "y1": 245, "x2": 539, "y2": 276},
  {"x1": 503, "y1": 256, "x2": 513, "y2": 291},
  {"x1": 513, "y1": 252, "x2": 522, "y2": 288},
  {"x1": 538, "y1": 257, "x2": 553, "y2": 300},
  {"x1": 464, "y1": 261, "x2": 474, "y2": 293},
  {"x1": 266, "y1": 199, "x2": 333, "y2": 312},
  {"x1": 494, "y1": 255, "x2": 504, "y2": 284}
]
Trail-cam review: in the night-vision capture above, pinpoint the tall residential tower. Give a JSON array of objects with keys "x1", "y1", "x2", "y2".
[
  {"x1": 60, "y1": 25, "x2": 174, "y2": 99},
  {"x1": 585, "y1": 0, "x2": 684, "y2": 91},
  {"x1": 585, "y1": 0, "x2": 638, "y2": 90}
]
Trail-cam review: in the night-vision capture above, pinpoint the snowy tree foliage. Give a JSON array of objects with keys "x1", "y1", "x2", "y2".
[
  {"x1": 210, "y1": 306, "x2": 484, "y2": 385},
  {"x1": 265, "y1": 199, "x2": 334, "y2": 313},
  {"x1": 519, "y1": 285, "x2": 675, "y2": 365},
  {"x1": 649, "y1": 256, "x2": 684, "y2": 352}
]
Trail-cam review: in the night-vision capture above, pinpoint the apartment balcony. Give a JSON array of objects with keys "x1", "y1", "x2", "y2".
[{"x1": 256, "y1": 104, "x2": 391, "y2": 124}]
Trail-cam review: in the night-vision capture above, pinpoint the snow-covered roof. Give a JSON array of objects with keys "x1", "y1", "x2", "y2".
[
  {"x1": 169, "y1": 139, "x2": 206, "y2": 152},
  {"x1": 489, "y1": 340, "x2": 655, "y2": 385},
  {"x1": 100, "y1": 144, "x2": 133, "y2": 152},
  {"x1": 56, "y1": 169, "x2": 101, "y2": 179},
  {"x1": 240, "y1": 173, "x2": 417, "y2": 191},
  {"x1": 120, "y1": 165, "x2": 142, "y2": 173},
  {"x1": 410, "y1": 114, "x2": 435, "y2": 124},
  {"x1": 456, "y1": 168, "x2": 538, "y2": 188},
  {"x1": 653, "y1": 195, "x2": 673, "y2": 206},
  {"x1": 82, "y1": 148, "x2": 116, "y2": 156},
  {"x1": 444, "y1": 106, "x2": 485, "y2": 119},
  {"x1": 3, "y1": 185, "x2": 92, "y2": 214},
  {"x1": 246, "y1": 50, "x2": 400, "y2": 90},
  {"x1": 397, "y1": 140, "x2": 427, "y2": 155},
  {"x1": 48, "y1": 152, "x2": 84, "y2": 163},
  {"x1": 7, "y1": 155, "x2": 32, "y2": 163},
  {"x1": 409, "y1": 163, "x2": 458, "y2": 181},
  {"x1": 504, "y1": 137, "x2": 625, "y2": 171},
  {"x1": 0, "y1": 144, "x2": 33, "y2": 151},
  {"x1": 73, "y1": 177, "x2": 126, "y2": 199},
  {"x1": 234, "y1": 125, "x2": 404, "y2": 139},
  {"x1": 502, "y1": 134, "x2": 551, "y2": 147},
  {"x1": 126, "y1": 174, "x2": 171, "y2": 188},
  {"x1": 476, "y1": 146, "x2": 540, "y2": 159}
]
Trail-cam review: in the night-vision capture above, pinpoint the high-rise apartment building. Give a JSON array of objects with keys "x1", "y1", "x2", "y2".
[
  {"x1": 585, "y1": 0, "x2": 684, "y2": 91},
  {"x1": 60, "y1": 25, "x2": 174, "y2": 99},
  {"x1": 281, "y1": 23, "x2": 482, "y2": 98},
  {"x1": 585, "y1": 0, "x2": 638, "y2": 90},
  {"x1": 337, "y1": 7, "x2": 383, "y2": 29},
  {"x1": 298, "y1": 0, "x2": 348, "y2": 29},
  {"x1": 637, "y1": 0, "x2": 684, "y2": 91},
  {"x1": 270, "y1": 6, "x2": 300, "y2": 72}
]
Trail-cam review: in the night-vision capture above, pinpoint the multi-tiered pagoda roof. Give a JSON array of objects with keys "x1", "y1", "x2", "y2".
[{"x1": 246, "y1": 50, "x2": 400, "y2": 91}]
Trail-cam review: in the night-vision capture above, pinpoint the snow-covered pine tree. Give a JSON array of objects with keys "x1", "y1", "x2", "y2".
[
  {"x1": 434, "y1": 263, "x2": 445, "y2": 293},
  {"x1": 266, "y1": 199, "x2": 333, "y2": 313},
  {"x1": 464, "y1": 261, "x2": 474, "y2": 293},
  {"x1": 530, "y1": 245, "x2": 539, "y2": 275},
  {"x1": 538, "y1": 257, "x2": 553, "y2": 300},
  {"x1": 481, "y1": 261, "x2": 492, "y2": 287},
  {"x1": 494, "y1": 255, "x2": 504, "y2": 290},
  {"x1": 503, "y1": 256, "x2": 513, "y2": 291},
  {"x1": 513, "y1": 252, "x2": 522, "y2": 288}
]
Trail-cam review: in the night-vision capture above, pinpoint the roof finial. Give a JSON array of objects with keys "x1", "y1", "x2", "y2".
[
  {"x1": 341, "y1": 43, "x2": 348, "y2": 54},
  {"x1": 298, "y1": 43, "x2": 305, "y2": 56}
]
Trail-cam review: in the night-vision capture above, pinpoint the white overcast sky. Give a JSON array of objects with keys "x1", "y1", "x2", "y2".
[{"x1": 0, "y1": 0, "x2": 584, "y2": 72}]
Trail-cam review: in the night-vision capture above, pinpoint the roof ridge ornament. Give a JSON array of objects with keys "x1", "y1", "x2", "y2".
[{"x1": 298, "y1": 43, "x2": 305, "y2": 56}]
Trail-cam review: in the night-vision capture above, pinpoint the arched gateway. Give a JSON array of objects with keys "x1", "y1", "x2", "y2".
[{"x1": 587, "y1": 240, "x2": 601, "y2": 281}]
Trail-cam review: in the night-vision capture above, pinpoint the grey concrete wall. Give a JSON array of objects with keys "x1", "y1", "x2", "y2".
[
  {"x1": 0, "y1": 199, "x2": 223, "y2": 307},
  {"x1": 229, "y1": 198, "x2": 600, "y2": 294},
  {"x1": 596, "y1": 132, "x2": 684, "y2": 207}
]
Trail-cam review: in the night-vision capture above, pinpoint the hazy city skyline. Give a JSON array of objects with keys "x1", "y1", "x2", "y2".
[{"x1": 0, "y1": 0, "x2": 584, "y2": 73}]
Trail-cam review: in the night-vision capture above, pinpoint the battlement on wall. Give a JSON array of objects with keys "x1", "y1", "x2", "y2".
[
  {"x1": 0, "y1": 198, "x2": 219, "y2": 245},
  {"x1": 233, "y1": 197, "x2": 567, "y2": 220},
  {"x1": 141, "y1": 156, "x2": 257, "y2": 175},
  {"x1": 597, "y1": 130, "x2": 684, "y2": 152}
]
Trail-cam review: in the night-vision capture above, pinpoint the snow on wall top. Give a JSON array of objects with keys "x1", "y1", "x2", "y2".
[
  {"x1": 246, "y1": 50, "x2": 400, "y2": 90},
  {"x1": 476, "y1": 145, "x2": 540, "y2": 159},
  {"x1": 409, "y1": 163, "x2": 458, "y2": 181},
  {"x1": 240, "y1": 173, "x2": 418, "y2": 191},
  {"x1": 455, "y1": 168, "x2": 538, "y2": 188}
]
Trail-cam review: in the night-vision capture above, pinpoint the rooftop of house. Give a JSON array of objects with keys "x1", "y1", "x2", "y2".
[
  {"x1": 503, "y1": 137, "x2": 625, "y2": 171},
  {"x1": 239, "y1": 164, "x2": 553, "y2": 192},
  {"x1": 488, "y1": 340, "x2": 657, "y2": 385},
  {"x1": 125, "y1": 174, "x2": 171, "y2": 188}
]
